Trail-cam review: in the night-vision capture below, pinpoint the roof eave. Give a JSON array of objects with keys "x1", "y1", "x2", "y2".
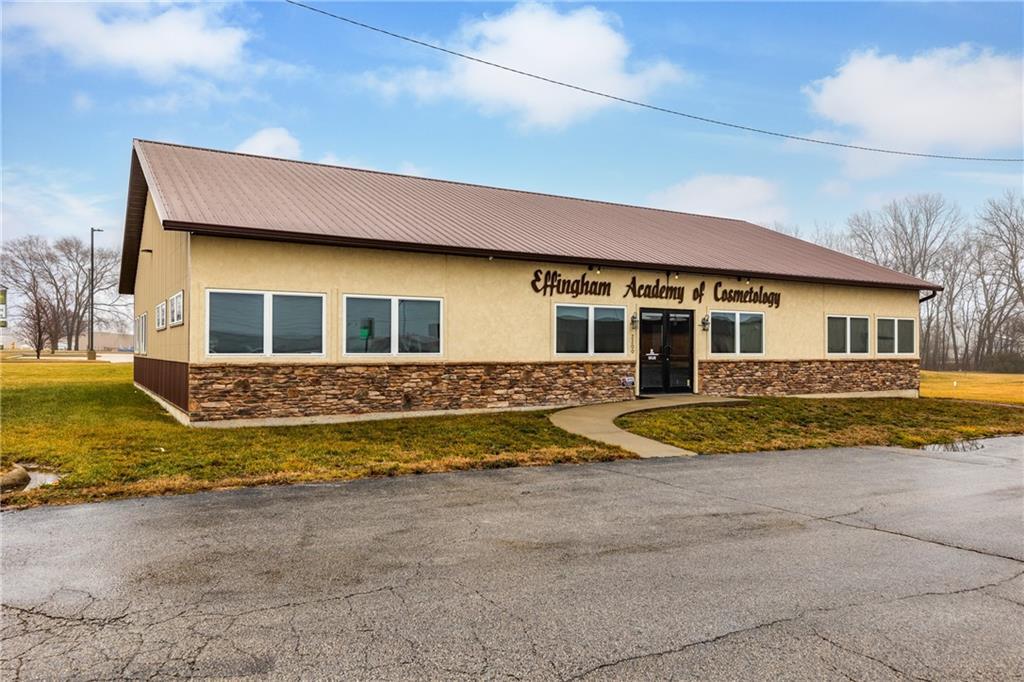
[
  {"x1": 164, "y1": 220, "x2": 943, "y2": 292},
  {"x1": 117, "y1": 146, "x2": 149, "y2": 295}
]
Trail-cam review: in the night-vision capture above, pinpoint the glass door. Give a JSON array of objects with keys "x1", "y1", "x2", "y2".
[{"x1": 638, "y1": 309, "x2": 694, "y2": 394}]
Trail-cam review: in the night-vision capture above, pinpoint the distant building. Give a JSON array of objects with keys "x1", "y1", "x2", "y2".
[
  {"x1": 75, "y1": 331, "x2": 134, "y2": 352},
  {"x1": 119, "y1": 139, "x2": 940, "y2": 426}
]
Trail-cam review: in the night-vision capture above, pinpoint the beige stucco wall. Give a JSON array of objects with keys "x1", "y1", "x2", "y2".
[
  {"x1": 187, "y1": 236, "x2": 921, "y2": 380},
  {"x1": 133, "y1": 193, "x2": 189, "y2": 362}
]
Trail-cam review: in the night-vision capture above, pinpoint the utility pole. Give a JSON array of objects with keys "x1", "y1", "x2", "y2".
[{"x1": 88, "y1": 227, "x2": 104, "y2": 360}]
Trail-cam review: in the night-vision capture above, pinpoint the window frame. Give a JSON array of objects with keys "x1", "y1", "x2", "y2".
[
  {"x1": 342, "y1": 294, "x2": 444, "y2": 357},
  {"x1": 168, "y1": 290, "x2": 184, "y2": 327},
  {"x1": 826, "y1": 314, "x2": 871, "y2": 356},
  {"x1": 135, "y1": 312, "x2": 148, "y2": 355},
  {"x1": 205, "y1": 288, "x2": 327, "y2": 358},
  {"x1": 155, "y1": 301, "x2": 167, "y2": 331},
  {"x1": 552, "y1": 304, "x2": 628, "y2": 357},
  {"x1": 709, "y1": 310, "x2": 765, "y2": 356},
  {"x1": 876, "y1": 316, "x2": 916, "y2": 356}
]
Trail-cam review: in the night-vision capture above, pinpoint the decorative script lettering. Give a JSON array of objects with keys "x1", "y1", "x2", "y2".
[
  {"x1": 531, "y1": 270, "x2": 612, "y2": 298},
  {"x1": 623, "y1": 276, "x2": 686, "y2": 303},
  {"x1": 713, "y1": 282, "x2": 782, "y2": 308}
]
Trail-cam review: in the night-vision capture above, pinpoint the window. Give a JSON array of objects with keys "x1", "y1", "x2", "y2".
[
  {"x1": 594, "y1": 307, "x2": 625, "y2": 353},
  {"x1": 556, "y1": 305, "x2": 588, "y2": 353},
  {"x1": 877, "y1": 318, "x2": 896, "y2": 354},
  {"x1": 878, "y1": 317, "x2": 915, "y2": 355},
  {"x1": 711, "y1": 311, "x2": 764, "y2": 354},
  {"x1": 898, "y1": 319, "x2": 915, "y2": 354},
  {"x1": 155, "y1": 301, "x2": 167, "y2": 331},
  {"x1": 554, "y1": 305, "x2": 626, "y2": 355},
  {"x1": 134, "y1": 313, "x2": 147, "y2": 355},
  {"x1": 206, "y1": 290, "x2": 325, "y2": 356},
  {"x1": 168, "y1": 290, "x2": 184, "y2": 327},
  {"x1": 827, "y1": 315, "x2": 869, "y2": 354},
  {"x1": 344, "y1": 296, "x2": 442, "y2": 355},
  {"x1": 272, "y1": 294, "x2": 323, "y2": 354}
]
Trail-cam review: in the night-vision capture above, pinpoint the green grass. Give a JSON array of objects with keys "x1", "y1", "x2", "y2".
[
  {"x1": 616, "y1": 397, "x2": 1024, "y2": 454},
  {"x1": 1, "y1": 363, "x2": 628, "y2": 507}
]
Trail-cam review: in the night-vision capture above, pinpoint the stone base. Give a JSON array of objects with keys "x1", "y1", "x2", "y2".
[
  {"x1": 188, "y1": 361, "x2": 636, "y2": 422},
  {"x1": 698, "y1": 359, "x2": 919, "y2": 397}
]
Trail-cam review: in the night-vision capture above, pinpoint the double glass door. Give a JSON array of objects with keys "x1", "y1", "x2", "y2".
[{"x1": 639, "y1": 309, "x2": 693, "y2": 393}]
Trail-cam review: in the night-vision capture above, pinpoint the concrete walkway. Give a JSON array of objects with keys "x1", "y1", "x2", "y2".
[{"x1": 549, "y1": 394, "x2": 745, "y2": 457}]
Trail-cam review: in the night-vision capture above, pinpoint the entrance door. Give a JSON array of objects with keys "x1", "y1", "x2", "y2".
[{"x1": 638, "y1": 309, "x2": 693, "y2": 394}]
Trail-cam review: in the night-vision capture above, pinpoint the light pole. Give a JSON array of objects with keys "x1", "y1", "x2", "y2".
[{"x1": 88, "y1": 227, "x2": 104, "y2": 360}]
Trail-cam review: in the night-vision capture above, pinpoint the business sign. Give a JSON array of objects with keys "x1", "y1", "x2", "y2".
[{"x1": 530, "y1": 270, "x2": 782, "y2": 308}]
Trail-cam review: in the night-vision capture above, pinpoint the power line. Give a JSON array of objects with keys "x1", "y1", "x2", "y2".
[{"x1": 286, "y1": 0, "x2": 1023, "y2": 164}]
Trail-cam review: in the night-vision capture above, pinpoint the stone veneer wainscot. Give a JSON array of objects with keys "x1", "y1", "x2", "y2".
[
  {"x1": 188, "y1": 361, "x2": 636, "y2": 422},
  {"x1": 698, "y1": 358, "x2": 919, "y2": 396}
]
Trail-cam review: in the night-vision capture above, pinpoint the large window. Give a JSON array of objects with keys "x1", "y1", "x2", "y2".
[
  {"x1": 134, "y1": 313, "x2": 148, "y2": 355},
  {"x1": 168, "y1": 290, "x2": 184, "y2": 327},
  {"x1": 878, "y1": 317, "x2": 915, "y2": 355},
  {"x1": 344, "y1": 295, "x2": 442, "y2": 355},
  {"x1": 155, "y1": 301, "x2": 167, "y2": 331},
  {"x1": 554, "y1": 305, "x2": 626, "y2": 355},
  {"x1": 711, "y1": 311, "x2": 763, "y2": 354},
  {"x1": 827, "y1": 315, "x2": 869, "y2": 354},
  {"x1": 207, "y1": 290, "x2": 325, "y2": 356}
]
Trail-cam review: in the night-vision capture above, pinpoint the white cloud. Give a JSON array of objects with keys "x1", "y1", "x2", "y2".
[
  {"x1": 819, "y1": 179, "x2": 852, "y2": 198},
  {"x1": 235, "y1": 128, "x2": 302, "y2": 160},
  {"x1": 805, "y1": 45, "x2": 1023, "y2": 159},
  {"x1": 396, "y1": 161, "x2": 427, "y2": 177},
  {"x1": 362, "y1": 2, "x2": 686, "y2": 129},
  {"x1": 1, "y1": 167, "x2": 120, "y2": 246},
  {"x1": 4, "y1": 3, "x2": 251, "y2": 82},
  {"x1": 648, "y1": 175, "x2": 788, "y2": 226}
]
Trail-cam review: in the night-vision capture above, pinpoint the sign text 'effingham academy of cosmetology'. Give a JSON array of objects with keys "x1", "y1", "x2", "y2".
[{"x1": 530, "y1": 269, "x2": 783, "y2": 308}]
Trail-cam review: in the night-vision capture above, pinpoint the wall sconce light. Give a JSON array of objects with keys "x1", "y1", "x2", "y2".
[
  {"x1": 700, "y1": 315, "x2": 710, "y2": 331},
  {"x1": 631, "y1": 313, "x2": 639, "y2": 330},
  {"x1": 674, "y1": 272, "x2": 679, "y2": 280},
  {"x1": 596, "y1": 266, "x2": 601, "y2": 274}
]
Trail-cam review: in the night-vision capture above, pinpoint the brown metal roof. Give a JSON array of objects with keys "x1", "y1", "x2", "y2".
[{"x1": 119, "y1": 139, "x2": 941, "y2": 294}]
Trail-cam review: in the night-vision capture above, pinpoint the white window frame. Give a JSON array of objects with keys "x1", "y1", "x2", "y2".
[
  {"x1": 135, "y1": 313, "x2": 148, "y2": 355},
  {"x1": 826, "y1": 314, "x2": 870, "y2": 355},
  {"x1": 876, "y1": 317, "x2": 916, "y2": 355},
  {"x1": 553, "y1": 304, "x2": 628, "y2": 356},
  {"x1": 155, "y1": 301, "x2": 167, "y2": 331},
  {"x1": 709, "y1": 310, "x2": 765, "y2": 356},
  {"x1": 168, "y1": 290, "x2": 184, "y2": 327},
  {"x1": 342, "y1": 294, "x2": 444, "y2": 357},
  {"x1": 205, "y1": 288, "x2": 327, "y2": 358}
]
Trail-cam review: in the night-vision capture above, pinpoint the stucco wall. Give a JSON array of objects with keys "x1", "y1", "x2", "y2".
[
  {"x1": 133, "y1": 193, "x2": 189, "y2": 362},
  {"x1": 186, "y1": 237, "x2": 921, "y2": 377}
]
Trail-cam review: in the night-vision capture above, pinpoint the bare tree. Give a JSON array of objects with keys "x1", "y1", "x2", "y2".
[
  {"x1": 979, "y1": 190, "x2": 1024, "y2": 307},
  {"x1": 1, "y1": 235, "x2": 128, "y2": 352}
]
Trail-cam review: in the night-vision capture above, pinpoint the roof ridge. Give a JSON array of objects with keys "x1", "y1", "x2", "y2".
[{"x1": 132, "y1": 138, "x2": 759, "y2": 227}]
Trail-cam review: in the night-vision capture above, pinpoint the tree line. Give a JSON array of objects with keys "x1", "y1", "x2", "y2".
[
  {"x1": 796, "y1": 190, "x2": 1024, "y2": 372},
  {"x1": 2, "y1": 236, "x2": 126, "y2": 358}
]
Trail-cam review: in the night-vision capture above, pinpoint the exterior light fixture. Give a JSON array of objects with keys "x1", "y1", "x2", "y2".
[
  {"x1": 596, "y1": 266, "x2": 601, "y2": 274},
  {"x1": 674, "y1": 272, "x2": 679, "y2": 280},
  {"x1": 630, "y1": 313, "x2": 639, "y2": 330},
  {"x1": 700, "y1": 315, "x2": 710, "y2": 331}
]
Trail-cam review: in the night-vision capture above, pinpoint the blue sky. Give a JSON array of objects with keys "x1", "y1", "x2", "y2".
[{"x1": 3, "y1": 1, "x2": 1022, "y2": 250}]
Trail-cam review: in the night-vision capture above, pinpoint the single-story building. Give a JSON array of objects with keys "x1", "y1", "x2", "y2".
[{"x1": 118, "y1": 139, "x2": 940, "y2": 426}]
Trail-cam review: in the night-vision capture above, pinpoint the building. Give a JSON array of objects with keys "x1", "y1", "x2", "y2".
[
  {"x1": 118, "y1": 140, "x2": 940, "y2": 426},
  {"x1": 74, "y1": 331, "x2": 134, "y2": 352}
]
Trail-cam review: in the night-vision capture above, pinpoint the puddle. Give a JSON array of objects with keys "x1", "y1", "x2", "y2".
[
  {"x1": 921, "y1": 440, "x2": 985, "y2": 453},
  {"x1": 17, "y1": 464, "x2": 62, "y2": 490}
]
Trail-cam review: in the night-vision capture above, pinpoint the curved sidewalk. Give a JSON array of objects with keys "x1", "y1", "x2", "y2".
[{"x1": 550, "y1": 395, "x2": 745, "y2": 458}]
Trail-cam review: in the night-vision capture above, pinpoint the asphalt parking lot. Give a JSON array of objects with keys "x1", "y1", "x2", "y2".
[{"x1": 3, "y1": 437, "x2": 1022, "y2": 680}]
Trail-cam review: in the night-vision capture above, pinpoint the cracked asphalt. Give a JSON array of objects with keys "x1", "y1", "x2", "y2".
[{"x1": 2, "y1": 436, "x2": 1022, "y2": 680}]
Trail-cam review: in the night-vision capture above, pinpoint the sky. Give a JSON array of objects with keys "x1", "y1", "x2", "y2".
[{"x1": 2, "y1": 1, "x2": 1022, "y2": 250}]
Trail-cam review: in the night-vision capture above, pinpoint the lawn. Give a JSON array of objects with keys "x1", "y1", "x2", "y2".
[
  {"x1": 1, "y1": 363, "x2": 628, "y2": 508},
  {"x1": 921, "y1": 370, "x2": 1024, "y2": 405},
  {"x1": 617, "y1": 397, "x2": 1024, "y2": 455}
]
